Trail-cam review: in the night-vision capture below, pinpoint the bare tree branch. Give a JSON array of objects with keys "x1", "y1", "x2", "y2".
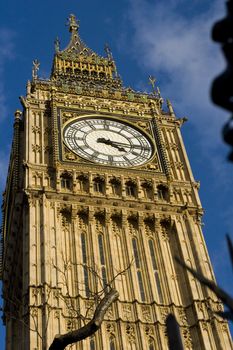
[{"x1": 48, "y1": 288, "x2": 119, "y2": 350}]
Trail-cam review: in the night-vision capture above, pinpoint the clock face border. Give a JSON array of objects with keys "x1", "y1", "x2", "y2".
[{"x1": 62, "y1": 114, "x2": 156, "y2": 168}]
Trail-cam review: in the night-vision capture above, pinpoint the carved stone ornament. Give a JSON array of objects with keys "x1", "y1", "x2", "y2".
[
  {"x1": 182, "y1": 327, "x2": 193, "y2": 348},
  {"x1": 141, "y1": 305, "x2": 152, "y2": 322},
  {"x1": 122, "y1": 304, "x2": 133, "y2": 321},
  {"x1": 65, "y1": 151, "x2": 79, "y2": 161},
  {"x1": 32, "y1": 144, "x2": 41, "y2": 152},
  {"x1": 159, "y1": 306, "x2": 170, "y2": 322},
  {"x1": 106, "y1": 322, "x2": 116, "y2": 336},
  {"x1": 178, "y1": 308, "x2": 188, "y2": 326},
  {"x1": 32, "y1": 125, "x2": 41, "y2": 133},
  {"x1": 144, "y1": 325, "x2": 154, "y2": 338},
  {"x1": 125, "y1": 324, "x2": 136, "y2": 343}
]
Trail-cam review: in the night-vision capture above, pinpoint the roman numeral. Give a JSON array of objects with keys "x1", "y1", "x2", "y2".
[
  {"x1": 92, "y1": 151, "x2": 100, "y2": 158},
  {"x1": 108, "y1": 155, "x2": 113, "y2": 163},
  {"x1": 87, "y1": 122, "x2": 95, "y2": 130},
  {"x1": 123, "y1": 156, "x2": 132, "y2": 165}
]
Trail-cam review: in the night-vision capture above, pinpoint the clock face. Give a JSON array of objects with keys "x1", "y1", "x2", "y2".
[{"x1": 63, "y1": 117, "x2": 154, "y2": 167}]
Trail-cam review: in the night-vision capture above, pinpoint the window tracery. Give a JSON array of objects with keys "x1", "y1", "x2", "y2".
[
  {"x1": 109, "y1": 177, "x2": 121, "y2": 196},
  {"x1": 125, "y1": 180, "x2": 137, "y2": 198},
  {"x1": 132, "y1": 237, "x2": 146, "y2": 302},
  {"x1": 60, "y1": 171, "x2": 73, "y2": 191},
  {"x1": 141, "y1": 181, "x2": 153, "y2": 200},
  {"x1": 77, "y1": 173, "x2": 89, "y2": 192},
  {"x1": 93, "y1": 176, "x2": 105, "y2": 194},
  {"x1": 157, "y1": 184, "x2": 169, "y2": 201},
  {"x1": 148, "y1": 239, "x2": 163, "y2": 303}
]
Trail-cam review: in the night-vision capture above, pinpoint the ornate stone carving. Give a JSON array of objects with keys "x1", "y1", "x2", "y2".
[
  {"x1": 32, "y1": 125, "x2": 41, "y2": 133},
  {"x1": 106, "y1": 322, "x2": 116, "y2": 336},
  {"x1": 159, "y1": 306, "x2": 170, "y2": 322},
  {"x1": 32, "y1": 144, "x2": 41, "y2": 152},
  {"x1": 182, "y1": 327, "x2": 193, "y2": 349},
  {"x1": 125, "y1": 324, "x2": 136, "y2": 343},
  {"x1": 141, "y1": 305, "x2": 152, "y2": 322},
  {"x1": 122, "y1": 304, "x2": 133, "y2": 321},
  {"x1": 144, "y1": 325, "x2": 154, "y2": 338},
  {"x1": 178, "y1": 309, "x2": 188, "y2": 326}
]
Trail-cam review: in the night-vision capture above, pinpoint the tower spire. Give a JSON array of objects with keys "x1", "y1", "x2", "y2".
[{"x1": 51, "y1": 14, "x2": 121, "y2": 88}]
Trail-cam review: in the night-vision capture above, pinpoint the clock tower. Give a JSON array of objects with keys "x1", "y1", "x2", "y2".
[{"x1": 1, "y1": 14, "x2": 232, "y2": 350}]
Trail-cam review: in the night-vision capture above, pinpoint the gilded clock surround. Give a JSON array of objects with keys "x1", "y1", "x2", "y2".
[
  {"x1": 62, "y1": 114, "x2": 155, "y2": 167},
  {"x1": 1, "y1": 14, "x2": 232, "y2": 350}
]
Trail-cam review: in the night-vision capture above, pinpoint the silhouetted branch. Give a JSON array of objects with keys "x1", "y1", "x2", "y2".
[
  {"x1": 226, "y1": 234, "x2": 233, "y2": 270},
  {"x1": 166, "y1": 314, "x2": 184, "y2": 350},
  {"x1": 48, "y1": 288, "x2": 119, "y2": 350},
  {"x1": 176, "y1": 255, "x2": 233, "y2": 320}
]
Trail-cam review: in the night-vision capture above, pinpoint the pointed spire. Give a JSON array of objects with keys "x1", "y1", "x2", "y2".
[
  {"x1": 51, "y1": 14, "x2": 121, "y2": 89},
  {"x1": 167, "y1": 99, "x2": 175, "y2": 116},
  {"x1": 104, "y1": 43, "x2": 113, "y2": 61},
  {"x1": 54, "y1": 37, "x2": 60, "y2": 53}
]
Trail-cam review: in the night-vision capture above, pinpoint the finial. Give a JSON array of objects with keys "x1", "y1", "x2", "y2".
[
  {"x1": 167, "y1": 99, "x2": 174, "y2": 115},
  {"x1": 32, "y1": 59, "x2": 40, "y2": 80},
  {"x1": 148, "y1": 75, "x2": 157, "y2": 94},
  {"x1": 54, "y1": 37, "x2": 60, "y2": 53},
  {"x1": 104, "y1": 43, "x2": 113, "y2": 60},
  {"x1": 14, "y1": 110, "x2": 22, "y2": 120},
  {"x1": 68, "y1": 14, "x2": 79, "y2": 33}
]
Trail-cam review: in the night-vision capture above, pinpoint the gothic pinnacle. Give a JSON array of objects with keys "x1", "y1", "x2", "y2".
[{"x1": 68, "y1": 14, "x2": 79, "y2": 33}]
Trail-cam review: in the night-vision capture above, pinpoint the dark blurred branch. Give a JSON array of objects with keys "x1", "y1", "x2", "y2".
[
  {"x1": 176, "y1": 235, "x2": 233, "y2": 321},
  {"x1": 211, "y1": 1, "x2": 233, "y2": 160},
  {"x1": 166, "y1": 314, "x2": 184, "y2": 350}
]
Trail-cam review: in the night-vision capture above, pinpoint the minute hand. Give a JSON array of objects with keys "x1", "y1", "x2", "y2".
[{"x1": 110, "y1": 141, "x2": 151, "y2": 150}]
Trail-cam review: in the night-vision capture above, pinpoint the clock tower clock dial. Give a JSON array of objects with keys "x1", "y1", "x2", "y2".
[{"x1": 63, "y1": 117, "x2": 154, "y2": 167}]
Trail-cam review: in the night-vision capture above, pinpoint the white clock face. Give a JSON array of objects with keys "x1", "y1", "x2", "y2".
[{"x1": 63, "y1": 117, "x2": 154, "y2": 167}]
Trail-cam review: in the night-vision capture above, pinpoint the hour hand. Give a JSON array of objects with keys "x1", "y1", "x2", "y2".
[
  {"x1": 97, "y1": 138, "x2": 126, "y2": 152},
  {"x1": 97, "y1": 137, "x2": 112, "y2": 145}
]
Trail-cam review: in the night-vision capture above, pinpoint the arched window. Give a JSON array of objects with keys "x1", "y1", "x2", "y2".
[
  {"x1": 60, "y1": 172, "x2": 72, "y2": 191},
  {"x1": 148, "y1": 239, "x2": 163, "y2": 303},
  {"x1": 125, "y1": 180, "x2": 137, "y2": 198},
  {"x1": 132, "y1": 238, "x2": 145, "y2": 301},
  {"x1": 81, "y1": 233, "x2": 90, "y2": 297},
  {"x1": 109, "y1": 337, "x2": 116, "y2": 350},
  {"x1": 90, "y1": 338, "x2": 95, "y2": 350},
  {"x1": 82, "y1": 69, "x2": 89, "y2": 77},
  {"x1": 74, "y1": 67, "x2": 81, "y2": 75},
  {"x1": 141, "y1": 181, "x2": 153, "y2": 200},
  {"x1": 98, "y1": 234, "x2": 108, "y2": 290},
  {"x1": 109, "y1": 177, "x2": 121, "y2": 196},
  {"x1": 93, "y1": 176, "x2": 105, "y2": 194},
  {"x1": 148, "y1": 338, "x2": 155, "y2": 350},
  {"x1": 157, "y1": 184, "x2": 169, "y2": 201},
  {"x1": 66, "y1": 67, "x2": 72, "y2": 74},
  {"x1": 77, "y1": 174, "x2": 89, "y2": 192}
]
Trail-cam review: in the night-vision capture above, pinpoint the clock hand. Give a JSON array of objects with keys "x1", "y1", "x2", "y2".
[
  {"x1": 97, "y1": 137, "x2": 112, "y2": 145},
  {"x1": 96, "y1": 138, "x2": 126, "y2": 152},
  {"x1": 109, "y1": 141, "x2": 151, "y2": 151}
]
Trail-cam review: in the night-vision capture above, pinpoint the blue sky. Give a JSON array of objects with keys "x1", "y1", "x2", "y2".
[{"x1": 0, "y1": 0, "x2": 232, "y2": 346}]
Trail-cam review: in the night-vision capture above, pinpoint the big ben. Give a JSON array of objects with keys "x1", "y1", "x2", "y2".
[{"x1": 1, "y1": 13, "x2": 232, "y2": 349}]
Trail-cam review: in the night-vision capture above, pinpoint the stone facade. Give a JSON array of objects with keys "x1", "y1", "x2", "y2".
[{"x1": 1, "y1": 14, "x2": 232, "y2": 350}]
